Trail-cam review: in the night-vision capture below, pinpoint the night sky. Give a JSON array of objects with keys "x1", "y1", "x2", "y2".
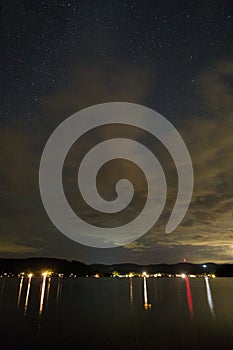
[{"x1": 1, "y1": 0, "x2": 233, "y2": 264}]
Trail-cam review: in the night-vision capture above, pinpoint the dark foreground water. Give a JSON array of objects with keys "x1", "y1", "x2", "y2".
[{"x1": 0, "y1": 276, "x2": 233, "y2": 350}]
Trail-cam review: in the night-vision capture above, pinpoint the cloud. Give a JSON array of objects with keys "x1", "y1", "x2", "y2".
[
  {"x1": 125, "y1": 60, "x2": 233, "y2": 261},
  {"x1": 0, "y1": 243, "x2": 41, "y2": 255},
  {"x1": 56, "y1": 58, "x2": 233, "y2": 262},
  {"x1": 1, "y1": 57, "x2": 232, "y2": 263},
  {"x1": 43, "y1": 61, "x2": 156, "y2": 122},
  {"x1": 0, "y1": 60, "x2": 157, "y2": 256}
]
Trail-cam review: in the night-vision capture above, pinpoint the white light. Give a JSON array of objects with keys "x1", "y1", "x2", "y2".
[
  {"x1": 205, "y1": 277, "x2": 215, "y2": 318},
  {"x1": 39, "y1": 272, "x2": 47, "y2": 315}
]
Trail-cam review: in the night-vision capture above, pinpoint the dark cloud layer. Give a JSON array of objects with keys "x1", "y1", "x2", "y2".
[
  {"x1": 1, "y1": 59, "x2": 232, "y2": 263},
  {"x1": 1, "y1": 1, "x2": 232, "y2": 263}
]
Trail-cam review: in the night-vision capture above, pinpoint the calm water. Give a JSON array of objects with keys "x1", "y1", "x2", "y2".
[{"x1": 0, "y1": 276, "x2": 233, "y2": 349}]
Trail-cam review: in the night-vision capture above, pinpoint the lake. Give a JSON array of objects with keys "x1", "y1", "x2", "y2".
[{"x1": 0, "y1": 276, "x2": 233, "y2": 349}]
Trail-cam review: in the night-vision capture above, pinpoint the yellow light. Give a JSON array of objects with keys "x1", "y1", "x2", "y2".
[
  {"x1": 39, "y1": 272, "x2": 47, "y2": 315},
  {"x1": 42, "y1": 270, "x2": 52, "y2": 277},
  {"x1": 24, "y1": 274, "x2": 32, "y2": 315},
  {"x1": 142, "y1": 271, "x2": 149, "y2": 277},
  {"x1": 181, "y1": 273, "x2": 186, "y2": 279},
  {"x1": 28, "y1": 273, "x2": 33, "y2": 278}
]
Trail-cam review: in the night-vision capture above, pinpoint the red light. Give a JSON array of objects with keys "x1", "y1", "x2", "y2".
[{"x1": 185, "y1": 277, "x2": 194, "y2": 317}]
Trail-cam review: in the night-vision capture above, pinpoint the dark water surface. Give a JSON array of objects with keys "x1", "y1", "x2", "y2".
[{"x1": 0, "y1": 276, "x2": 233, "y2": 349}]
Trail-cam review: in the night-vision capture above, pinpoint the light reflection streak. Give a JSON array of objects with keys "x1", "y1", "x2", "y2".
[
  {"x1": 17, "y1": 276, "x2": 24, "y2": 307},
  {"x1": 56, "y1": 277, "x2": 62, "y2": 304},
  {"x1": 24, "y1": 275, "x2": 32, "y2": 315},
  {"x1": 205, "y1": 277, "x2": 215, "y2": 318},
  {"x1": 185, "y1": 277, "x2": 194, "y2": 317},
  {"x1": 130, "y1": 277, "x2": 133, "y2": 305},
  {"x1": 143, "y1": 277, "x2": 151, "y2": 309},
  {"x1": 45, "y1": 277, "x2": 51, "y2": 310},
  {"x1": 39, "y1": 273, "x2": 47, "y2": 315},
  {"x1": 0, "y1": 278, "x2": 5, "y2": 299}
]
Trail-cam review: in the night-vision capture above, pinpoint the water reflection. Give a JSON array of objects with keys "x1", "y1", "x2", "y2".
[
  {"x1": 0, "y1": 278, "x2": 5, "y2": 299},
  {"x1": 56, "y1": 277, "x2": 62, "y2": 304},
  {"x1": 185, "y1": 277, "x2": 194, "y2": 317},
  {"x1": 46, "y1": 277, "x2": 51, "y2": 310},
  {"x1": 17, "y1": 276, "x2": 24, "y2": 307},
  {"x1": 39, "y1": 273, "x2": 47, "y2": 315},
  {"x1": 24, "y1": 274, "x2": 32, "y2": 315},
  {"x1": 129, "y1": 277, "x2": 133, "y2": 306},
  {"x1": 205, "y1": 277, "x2": 215, "y2": 318},
  {"x1": 2, "y1": 276, "x2": 220, "y2": 322},
  {"x1": 143, "y1": 277, "x2": 151, "y2": 309},
  {"x1": 0, "y1": 277, "x2": 233, "y2": 350}
]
